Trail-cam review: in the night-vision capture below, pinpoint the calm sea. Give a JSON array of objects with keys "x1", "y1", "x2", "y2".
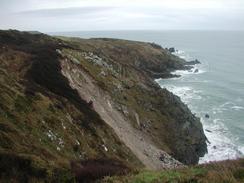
[{"x1": 52, "y1": 30, "x2": 244, "y2": 162}]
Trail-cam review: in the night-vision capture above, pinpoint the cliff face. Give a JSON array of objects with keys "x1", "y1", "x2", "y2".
[
  {"x1": 58, "y1": 37, "x2": 207, "y2": 165},
  {"x1": 0, "y1": 30, "x2": 207, "y2": 180}
]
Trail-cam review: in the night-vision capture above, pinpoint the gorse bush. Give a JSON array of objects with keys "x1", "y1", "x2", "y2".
[{"x1": 71, "y1": 159, "x2": 130, "y2": 182}]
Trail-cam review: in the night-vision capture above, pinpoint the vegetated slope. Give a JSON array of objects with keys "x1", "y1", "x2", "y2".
[
  {"x1": 0, "y1": 30, "x2": 207, "y2": 181},
  {"x1": 0, "y1": 30, "x2": 141, "y2": 182},
  {"x1": 101, "y1": 158, "x2": 244, "y2": 183}
]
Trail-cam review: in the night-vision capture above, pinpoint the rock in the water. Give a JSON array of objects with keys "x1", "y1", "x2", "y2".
[
  {"x1": 194, "y1": 69, "x2": 199, "y2": 73},
  {"x1": 186, "y1": 59, "x2": 201, "y2": 65},
  {"x1": 205, "y1": 114, "x2": 210, "y2": 118},
  {"x1": 168, "y1": 47, "x2": 175, "y2": 53}
]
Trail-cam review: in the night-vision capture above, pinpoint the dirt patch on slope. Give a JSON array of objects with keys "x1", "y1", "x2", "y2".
[{"x1": 60, "y1": 59, "x2": 183, "y2": 170}]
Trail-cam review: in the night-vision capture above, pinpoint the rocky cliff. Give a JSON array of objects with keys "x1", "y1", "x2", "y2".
[{"x1": 0, "y1": 30, "x2": 207, "y2": 181}]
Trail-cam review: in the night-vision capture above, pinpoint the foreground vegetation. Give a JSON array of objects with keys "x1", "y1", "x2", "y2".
[{"x1": 101, "y1": 159, "x2": 244, "y2": 183}]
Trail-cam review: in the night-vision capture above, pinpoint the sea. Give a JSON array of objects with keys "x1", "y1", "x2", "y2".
[{"x1": 52, "y1": 30, "x2": 244, "y2": 163}]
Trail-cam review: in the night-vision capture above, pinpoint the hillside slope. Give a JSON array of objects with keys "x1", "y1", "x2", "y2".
[
  {"x1": 0, "y1": 30, "x2": 207, "y2": 181},
  {"x1": 57, "y1": 36, "x2": 207, "y2": 165}
]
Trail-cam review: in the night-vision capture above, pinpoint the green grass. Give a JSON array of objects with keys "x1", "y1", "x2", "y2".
[
  {"x1": 102, "y1": 168, "x2": 205, "y2": 183},
  {"x1": 101, "y1": 159, "x2": 244, "y2": 183}
]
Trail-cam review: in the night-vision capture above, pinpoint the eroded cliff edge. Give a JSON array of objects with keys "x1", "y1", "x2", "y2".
[
  {"x1": 58, "y1": 36, "x2": 207, "y2": 165},
  {"x1": 0, "y1": 30, "x2": 207, "y2": 180}
]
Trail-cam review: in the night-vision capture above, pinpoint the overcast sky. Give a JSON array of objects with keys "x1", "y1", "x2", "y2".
[{"x1": 0, "y1": 0, "x2": 244, "y2": 32}]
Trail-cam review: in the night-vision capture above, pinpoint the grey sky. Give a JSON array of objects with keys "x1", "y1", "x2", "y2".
[{"x1": 0, "y1": 0, "x2": 244, "y2": 32}]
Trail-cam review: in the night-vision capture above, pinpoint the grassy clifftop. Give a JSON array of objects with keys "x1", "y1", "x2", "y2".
[{"x1": 101, "y1": 159, "x2": 244, "y2": 183}]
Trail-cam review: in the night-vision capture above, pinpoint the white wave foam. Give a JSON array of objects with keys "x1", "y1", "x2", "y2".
[
  {"x1": 171, "y1": 68, "x2": 206, "y2": 76},
  {"x1": 231, "y1": 106, "x2": 244, "y2": 111},
  {"x1": 162, "y1": 85, "x2": 202, "y2": 105},
  {"x1": 179, "y1": 55, "x2": 186, "y2": 59},
  {"x1": 157, "y1": 82, "x2": 243, "y2": 164},
  {"x1": 200, "y1": 118, "x2": 243, "y2": 163},
  {"x1": 238, "y1": 146, "x2": 244, "y2": 155},
  {"x1": 171, "y1": 49, "x2": 207, "y2": 77},
  {"x1": 170, "y1": 62, "x2": 206, "y2": 78},
  {"x1": 213, "y1": 102, "x2": 244, "y2": 113},
  {"x1": 157, "y1": 48, "x2": 243, "y2": 163},
  {"x1": 173, "y1": 49, "x2": 194, "y2": 61},
  {"x1": 175, "y1": 50, "x2": 185, "y2": 54},
  {"x1": 220, "y1": 102, "x2": 235, "y2": 108}
]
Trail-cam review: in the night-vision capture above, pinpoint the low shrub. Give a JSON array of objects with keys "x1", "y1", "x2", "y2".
[{"x1": 71, "y1": 158, "x2": 130, "y2": 182}]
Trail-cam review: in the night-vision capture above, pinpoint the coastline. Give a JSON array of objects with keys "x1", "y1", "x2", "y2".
[
  {"x1": 156, "y1": 49, "x2": 244, "y2": 163},
  {"x1": 1, "y1": 30, "x2": 243, "y2": 182},
  {"x1": 0, "y1": 30, "x2": 208, "y2": 172}
]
